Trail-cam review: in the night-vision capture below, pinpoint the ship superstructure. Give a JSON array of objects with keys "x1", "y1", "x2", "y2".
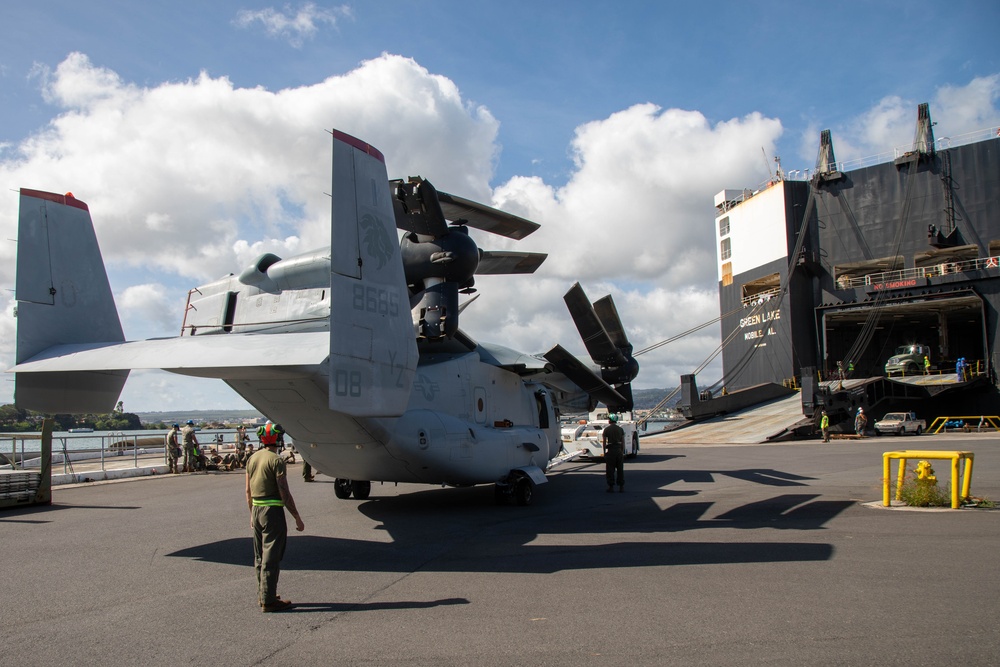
[{"x1": 711, "y1": 104, "x2": 1000, "y2": 423}]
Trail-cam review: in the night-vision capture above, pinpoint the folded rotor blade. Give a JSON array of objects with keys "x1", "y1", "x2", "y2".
[
  {"x1": 437, "y1": 191, "x2": 539, "y2": 240},
  {"x1": 563, "y1": 283, "x2": 624, "y2": 366},
  {"x1": 543, "y1": 344, "x2": 627, "y2": 409},
  {"x1": 593, "y1": 295, "x2": 631, "y2": 352},
  {"x1": 476, "y1": 250, "x2": 547, "y2": 275},
  {"x1": 458, "y1": 293, "x2": 480, "y2": 313}
]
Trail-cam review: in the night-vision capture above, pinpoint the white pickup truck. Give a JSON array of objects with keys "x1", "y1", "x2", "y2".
[{"x1": 874, "y1": 411, "x2": 926, "y2": 436}]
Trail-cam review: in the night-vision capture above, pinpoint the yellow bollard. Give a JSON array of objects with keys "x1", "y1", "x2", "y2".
[{"x1": 882, "y1": 451, "x2": 975, "y2": 509}]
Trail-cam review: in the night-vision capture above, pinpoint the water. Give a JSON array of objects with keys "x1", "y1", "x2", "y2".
[{"x1": 0, "y1": 428, "x2": 240, "y2": 455}]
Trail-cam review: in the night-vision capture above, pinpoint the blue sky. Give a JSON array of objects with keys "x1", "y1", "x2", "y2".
[{"x1": 2, "y1": 1, "x2": 999, "y2": 410}]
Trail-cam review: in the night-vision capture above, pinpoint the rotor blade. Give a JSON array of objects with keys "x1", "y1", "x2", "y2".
[
  {"x1": 564, "y1": 283, "x2": 623, "y2": 366},
  {"x1": 391, "y1": 178, "x2": 449, "y2": 237},
  {"x1": 436, "y1": 190, "x2": 539, "y2": 240},
  {"x1": 476, "y1": 250, "x2": 548, "y2": 275},
  {"x1": 593, "y1": 294, "x2": 631, "y2": 351},
  {"x1": 543, "y1": 344, "x2": 627, "y2": 408},
  {"x1": 458, "y1": 293, "x2": 480, "y2": 313}
]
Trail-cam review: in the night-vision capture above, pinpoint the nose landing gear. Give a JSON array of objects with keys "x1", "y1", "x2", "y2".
[{"x1": 334, "y1": 478, "x2": 372, "y2": 500}]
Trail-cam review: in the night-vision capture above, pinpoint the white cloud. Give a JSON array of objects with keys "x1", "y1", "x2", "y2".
[
  {"x1": 233, "y1": 2, "x2": 352, "y2": 48},
  {"x1": 493, "y1": 104, "x2": 783, "y2": 287},
  {"x1": 797, "y1": 75, "x2": 1000, "y2": 166},
  {"x1": 117, "y1": 283, "x2": 182, "y2": 338},
  {"x1": 1, "y1": 52, "x2": 498, "y2": 285},
  {"x1": 3, "y1": 54, "x2": 999, "y2": 409}
]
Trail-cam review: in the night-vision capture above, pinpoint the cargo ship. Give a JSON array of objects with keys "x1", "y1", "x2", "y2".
[{"x1": 682, "y1": 103, "x2": 1000, "y2": 432}]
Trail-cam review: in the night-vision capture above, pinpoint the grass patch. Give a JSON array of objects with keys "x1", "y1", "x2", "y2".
[{"x1": 896, "y1": 465, "x2": 951, "y2": 508}]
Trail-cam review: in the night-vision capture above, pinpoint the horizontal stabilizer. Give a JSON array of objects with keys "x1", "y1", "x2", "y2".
[{"x1": 11, "y1": 332, "x2": 331, "y2": 377}]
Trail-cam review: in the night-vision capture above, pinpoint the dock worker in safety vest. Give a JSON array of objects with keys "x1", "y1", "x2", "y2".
[
  {"x1": 246, "y1": 420, "x2": 304, "y2": 613},
  {"x1": 820, "y1": 411, "x2": 830, "y2": 443}
]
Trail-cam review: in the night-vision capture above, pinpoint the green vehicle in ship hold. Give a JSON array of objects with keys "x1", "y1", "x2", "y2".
[{"x1": 885, "y1": 344, "x2": 931, "y2": 377}]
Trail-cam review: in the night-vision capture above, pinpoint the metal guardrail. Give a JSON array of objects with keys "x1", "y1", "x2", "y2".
[
  {"x1": 882, "y1": 449, "x2": 974, "y2": 509},
  {"x1": 1, "y1": 432, "x2": 170, "y2": 475},
  {"x1": 837, "y1": 255, "x2": 1000, "y2": 290},
  {"x1": 927, "y1": 416, "x2": 1000, "y2": 434}
]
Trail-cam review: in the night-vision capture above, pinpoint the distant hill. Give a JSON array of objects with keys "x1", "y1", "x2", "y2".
[
  {"x1": 136, "y1": 391, "x2": 678, "y2": 425},
  {"x1": 137, "y1": 410, "x2": 264, "y2": 426},
  {"x1": 631, "y1": 388, "x2": 680, "y2": 410}
]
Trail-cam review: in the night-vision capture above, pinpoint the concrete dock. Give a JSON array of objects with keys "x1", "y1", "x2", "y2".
[{"x1": 2, "y1": 433, "x2": 997, "y2": 666}]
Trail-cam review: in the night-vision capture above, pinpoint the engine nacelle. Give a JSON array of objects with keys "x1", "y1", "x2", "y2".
[
  {"x1": 238, "y1": 250, "x2": 332, "y2": 293},
  {"x1": 400, "y1": 228, "x2": 479, "y2": 287}
]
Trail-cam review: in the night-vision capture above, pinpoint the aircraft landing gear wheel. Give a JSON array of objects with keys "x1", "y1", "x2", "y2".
[
  {"x1": 494, "y1": 484, "x2": 509, "y2": 505},
  {"x1": 628, "y1": 433, "x2": 640, "y2": 459},
  {"x1": 334, "y1": 478, "x2": 353, "y2": 499},
  {"x1": 352, "y1": 480, "x2": 372, "y2": 500},
  {"x1": 514, "y1": 476, "x2": 534, "y2": 506}
]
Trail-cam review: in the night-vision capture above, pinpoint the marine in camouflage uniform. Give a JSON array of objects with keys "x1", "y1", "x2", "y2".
[
  {"x1": 165, "y1": 424, "x2": 180, "y2": 474},
  {"x1": 181, "y1": 421, "x2": 199, "y2": 472},
  {"x1": 245, "y1": 431, "x2": 304, "y2": 612}
]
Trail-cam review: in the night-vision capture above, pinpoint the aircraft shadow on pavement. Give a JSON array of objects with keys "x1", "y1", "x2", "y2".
[{"x1": 169, "y1": 464, "x2": 850, "y2": 573}]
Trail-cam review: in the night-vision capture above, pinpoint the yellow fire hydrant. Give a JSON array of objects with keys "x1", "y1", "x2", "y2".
[{"x1": 915, "y1": 460, "x2": 937, "y2": 484}]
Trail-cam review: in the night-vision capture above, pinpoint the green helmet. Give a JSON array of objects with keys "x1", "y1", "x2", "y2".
[{"x1": 608, "y1": 414, "x2": 618, "y2": 423}]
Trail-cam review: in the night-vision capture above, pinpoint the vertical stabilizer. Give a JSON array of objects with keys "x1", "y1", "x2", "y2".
[
  {"x1": 14, "y1": 189, "x2": 128, "y2": 412},
  {"x1": 328, "y1": 131, "x2": 417, "y2": 416}
]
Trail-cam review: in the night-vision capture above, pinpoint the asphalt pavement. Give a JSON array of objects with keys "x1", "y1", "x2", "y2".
[{"x1": 2, "y1": 433, "x2": 997, "y2": 666}]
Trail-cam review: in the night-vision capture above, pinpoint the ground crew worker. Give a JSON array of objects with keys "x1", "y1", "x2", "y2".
[
  {"x1": 166, "y1": 423, "x2": 180, "y2": 474},
  {"x1": 181, "y1": 420, "x2": 200, "y2": 472},
  {"x1": 602, "y1": 414, "x2": 626, "y2": 493},
  {"x1": 855, "y1": 408, "x2": 867, "y2": 437},
  {"x1": 235, "y1": 426, "x2": 249, "y2": 468},
  {"x1": 246, "y1": 426, "x2": 304, "y2": 613},
  {"x1": 258, "y1": 420, "x2": 281, "y2": 448},
  {"x1": 820, "y1": 411, "x2": 830, "y2": 443},
  {"x1": 924, "y1": 355, "x2": 931, "y2": 375}
]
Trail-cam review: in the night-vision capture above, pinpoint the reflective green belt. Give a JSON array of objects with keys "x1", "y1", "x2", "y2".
[{"x1": 252, "y1": 498, "x2": 284, "y2": 507}]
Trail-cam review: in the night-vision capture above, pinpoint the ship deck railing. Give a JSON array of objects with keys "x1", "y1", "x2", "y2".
[{"x1": 836, "y1": 255, "x2": 1000, "y2": 292}]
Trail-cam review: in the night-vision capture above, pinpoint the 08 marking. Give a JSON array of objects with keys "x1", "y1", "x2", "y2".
[{"x1": 333, "y1": 369, "x2": 363, "y2": 398}]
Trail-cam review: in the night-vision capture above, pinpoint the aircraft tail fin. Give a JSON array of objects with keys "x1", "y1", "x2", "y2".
[
  {"x1": 328, "y1": 131, "x2": 417, "y2": 416},
  {"x1": 14, "y1": 189, "x2": 128, "y2": 412}
]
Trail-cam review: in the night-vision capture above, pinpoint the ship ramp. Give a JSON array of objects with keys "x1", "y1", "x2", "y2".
[{"x1": 643, "y1": 393, "x2": 805, "y2": 445}]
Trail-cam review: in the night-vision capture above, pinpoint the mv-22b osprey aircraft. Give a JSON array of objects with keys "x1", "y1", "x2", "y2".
[{"x1": 11, "y1": 130, "x2": 639, "y2": 505}]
